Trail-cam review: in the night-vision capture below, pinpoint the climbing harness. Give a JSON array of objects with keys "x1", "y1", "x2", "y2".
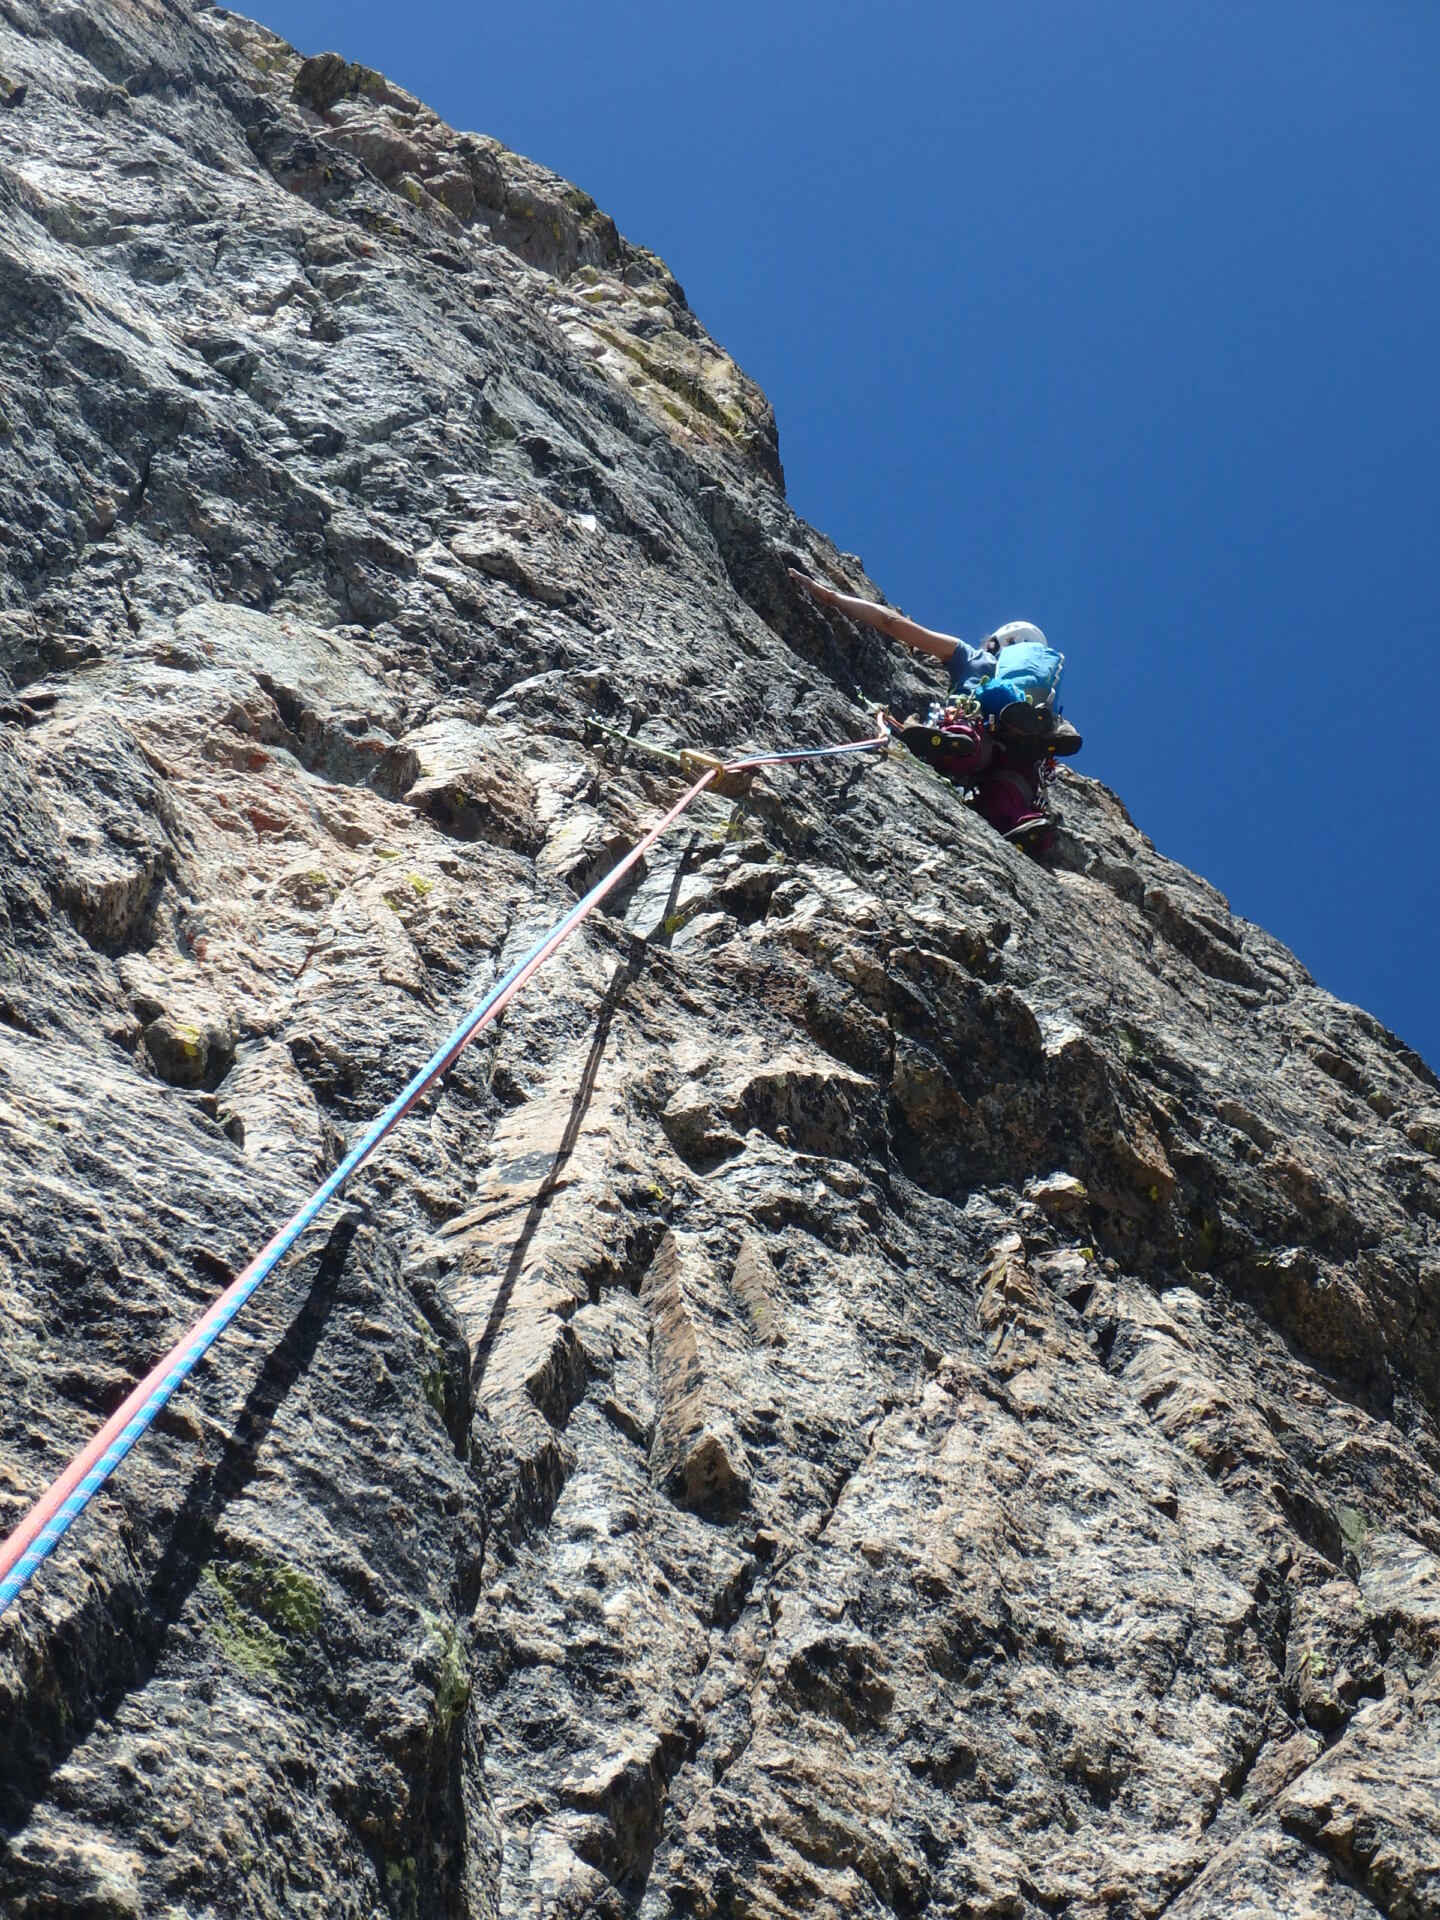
[
  {"x1": 0, "y1": 718, "x2": 887, "y2": 1620},
  {"x1": 886, "y1": 705, "x2": 1062, "y2": 853}
]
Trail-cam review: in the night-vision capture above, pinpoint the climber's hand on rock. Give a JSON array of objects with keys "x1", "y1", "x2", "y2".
[{"x1": 789, "y1": 567, "x2": 831, "y2": 604}]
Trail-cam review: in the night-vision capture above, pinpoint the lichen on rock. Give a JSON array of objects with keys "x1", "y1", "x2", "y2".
[{"x1": 1, "y1": 2, "x2": 1439, "y2": 1916}]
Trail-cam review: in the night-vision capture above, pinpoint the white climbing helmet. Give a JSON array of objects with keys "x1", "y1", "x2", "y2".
[{"x1": 982, "y1": 620, "x2": 1048, "y2": 655}]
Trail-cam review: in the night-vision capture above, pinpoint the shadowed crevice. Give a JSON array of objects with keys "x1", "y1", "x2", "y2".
[{"x1": 471, "y1": 950, "x2": 644, "y2": 1396}]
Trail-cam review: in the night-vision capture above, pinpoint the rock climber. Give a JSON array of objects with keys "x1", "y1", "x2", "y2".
[{"x1": 788, "y1": 570, "x2": 1080, "y2": 854}]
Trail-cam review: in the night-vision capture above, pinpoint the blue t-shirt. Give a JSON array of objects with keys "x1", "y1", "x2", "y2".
[
  {"x1": 946, "y1": 639, "x2": 995, "y2": 699},
  {"x1": 947, "y1": 637, "x2": 1066, "y2": 711}
]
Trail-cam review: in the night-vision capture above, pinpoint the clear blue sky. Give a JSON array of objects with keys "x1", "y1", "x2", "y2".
[{"x1": 257, "y1": 0, "x2": 1440, "y2": 1068}]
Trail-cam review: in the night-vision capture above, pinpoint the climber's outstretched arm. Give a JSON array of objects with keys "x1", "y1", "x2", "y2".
[{"x1": 789, "y1": 568, "x2": 961, "y2": 665}]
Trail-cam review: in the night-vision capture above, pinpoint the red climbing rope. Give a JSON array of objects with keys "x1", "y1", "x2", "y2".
[{"x1": 0, "y1": 718, "x2": 888, "y2": 1618}]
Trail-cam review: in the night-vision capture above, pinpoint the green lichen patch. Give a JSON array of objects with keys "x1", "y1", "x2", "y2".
[
  {"x1": 421, "y1": 1611, "x2": 471, "y2": 1733},
  {"x1": 1338, "y1": 1505, "x2": 1369, "y2": 1559},
  {"x1": 203, "y1": 1555, "x2": 325, "y2": 1678},
  {"x1": 413, "y1": 1319, "x2": 450, "y2": 1424},
  {"x1": 385, "y1": 1857, "x2": 420, "y2": 1900},
  {"x1": 421, "y1": 1359, "x2": 449, "y2": 1422},
  {"x1": 1112, "y1": 1023, "x2": 1144, "y2": 1063},
  {"x1": 204, "y1": 1566, "x2": 284, "y2": 1677}
]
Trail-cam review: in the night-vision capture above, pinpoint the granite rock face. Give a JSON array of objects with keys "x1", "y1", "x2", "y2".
[{"x1": 2, "y1": 5, "x2": 1439, "y2": 1916}]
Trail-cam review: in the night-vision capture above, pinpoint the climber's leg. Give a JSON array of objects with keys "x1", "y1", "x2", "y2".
[
  {"x1": 974, "y1": 752, "x2": 1052, "y2": 854},
  {"x1": 891, "y1": 712, "x2": 990, "y2": 786},
  {"x1": 993, "y1": 701, "x2": 1082, "y2": 758}
]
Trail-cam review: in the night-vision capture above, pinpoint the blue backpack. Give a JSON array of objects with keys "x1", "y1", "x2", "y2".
[{"x1": 975, "y1": 640, "x2": 1066, "y2": 718}]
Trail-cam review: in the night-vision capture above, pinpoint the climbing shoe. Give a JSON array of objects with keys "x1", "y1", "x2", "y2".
[
  {"x1": 994, "y1": 702, "x2": 1082, "y2": 758},
  {"x1": 891, "y1": 715, "x2": 946, "y2": 755},
  {"x1": 889, "y1": 713, "x2": 985, "y2": 783},
  {"x1": 1003, "y1": 813, "x2": 1054, "y2": 854}
]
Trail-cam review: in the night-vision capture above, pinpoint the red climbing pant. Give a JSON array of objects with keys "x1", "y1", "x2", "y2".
[
  {"x1": 911, "y1": 716, "x2": 1049, "y2": 845},
  {"x1": 974, "y1": 750, "x2": 1046, "y2": 837}
]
